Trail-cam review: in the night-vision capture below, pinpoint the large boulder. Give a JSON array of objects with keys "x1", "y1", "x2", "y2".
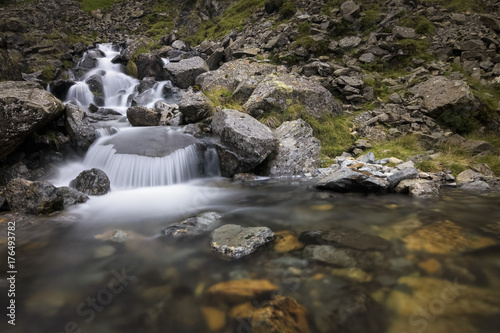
[
  {"x1": 0, "y1": 81, "x2": 65, "y2": 157},
  {"x1": 136, "y1": 53, "x2": 167, "y2": 81},
  {"x1": 243, "y1": 73, "x2": 343, "y2": 118},
  {"x1": 65, "y1": 104, "x2": 96, "y2": 152},
  {"x1": 164, "y1": 56, "x2": 209, "y2": 89},
  {"x1": 315, "y1": 167, "x2": 389, "y2": 193},
  {"x1": 195, "y1": 59, "x2": 275, "y2": 93},
  {"x1": 211, "y1": 109, "x2": 276, "y2": 176},
  {"x1": 178, "y1": 90, "x2": 215, "y2": 124},
  {"x1": 0, "y1": 49, "x2": 22, "y2": 81},
  {"x1": 127, "y1": 106, "x2": 161, "y2": 126},
  {"x1": 5, "y1": 178, "x2": 64, "y2": 215},
  {"x1": 409, "y1": 76, "x2": 478, "y2": 131},
  {"x1": 69, "y1": 168, "x2": 111, "y2": 196},
  {"x1": 262, "y1": 119, "x2": 321, "y2": 177}
]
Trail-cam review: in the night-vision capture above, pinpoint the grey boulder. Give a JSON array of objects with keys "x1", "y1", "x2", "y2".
[
  {"x1": 5, "y1": 178, "x2": 64, "y2": 215},
  {"x1": 178, "y1": 90, "x2": 215, "y2": 124},
  {"x1": 165, "y1": 56, "x2": 209, "y2": 89},
  {"x1": 211, "y1": 224, "x2": 275, "y2": 259},
  {"x1": 316, "y1": 167, "x2": 389, "y2": 193},
  {"x1": 70, "y1": 168, "x2": 111, "y2": 196}
]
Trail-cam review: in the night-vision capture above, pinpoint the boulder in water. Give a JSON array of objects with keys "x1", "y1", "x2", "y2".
[
  {"x1": 65, "y1": 104, "x2": 97, "y2": 152},
  {"x1": 70, "y1": 168, "x2": 111, "y2": 196},
  {"x1": 127, "y1": 106, "x2": 162, "y2": 126},
  {"x1": 162, "y1": 211, "x2": 223, "y2": 240},
  {"x1": 165, "y1": 56, "x2": 209, "y2": 89},
  {"x1": 211, "y1": 224, "x2": 275, "y2": 259},
  {"x1": 59, "y1": 186, "x2": 89, "y2": 207},
  {"x1": 178, "y1": 90, "x2": 215, "y2": 124},
  {"x1": 315, "y1": 167, "x2": 389, "y2": 193},
  {"x1": 0, "y1": 81, "x2": 65, "y2": 158},
  {"x1": 5, "y1": 178, "x2": 64, "y2": 215}
]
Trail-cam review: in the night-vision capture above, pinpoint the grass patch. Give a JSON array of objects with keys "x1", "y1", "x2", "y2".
[
  {"x1": 398, "y1": 15, "x2": 435, "y2": 35},
  {"x1": 367, "y1": 135, "x2": 425, "y2": 161},
  {"x1": 204, "y1": 88, "x2": 243, "y2": 111},
  {"x1": 79, "y1": 0, "x2": 120, "y2": 12}
]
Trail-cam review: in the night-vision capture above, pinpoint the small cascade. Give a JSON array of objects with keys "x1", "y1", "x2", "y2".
[{"x1": 66, "y1": 82, "x2": 94, "y2": 108}]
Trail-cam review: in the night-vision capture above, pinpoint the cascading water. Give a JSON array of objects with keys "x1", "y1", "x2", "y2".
[{"x1": 53, "y1": 43, "x2": 220, "y2": 190}]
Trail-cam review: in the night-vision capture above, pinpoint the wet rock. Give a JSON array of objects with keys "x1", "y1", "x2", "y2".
[
  {"x1": 252, "y1": 296, "x2": 310, "y2": 333},
  {"x1": 316, "y1": 167, "x2": 388, "y2": 193},
  {"x1": 273, "y1": 230, "x2": 304, "y2": 253},
  {"x1": 0, "y1": 81, "x2": 65, "y2": 158},
  {"x1": 69, "y1": 168, "x2": 111, "y2": 196},
  {"x1": 211, "y1": 224, "x2": 275, "y2": 259},
  {"x1": 211, "y1": 109, "x2": 276, "y2": 176},
  {"x1": 165, "y1": 56, "x2": 209, "y2": 89},
  {"x1": 460, "y1": 180, "x2": 491, "y2": 191},
  {"x1": 59, "y1": 186, "x2": 89, "y2": 207},
  {"x1": 85, "y1": 74, "x2": 104, "y2": 96},
  {"x1": 161, "y1": 211, "x2": 222, "y2": 240},
  {"x1": 5, "y1": 178, "x2": 64, "y2": 215},
  {"x1": 206, "y1": 279, "x2": 278, "y2": 304},
  {"x1": 403, "y1": 220, "x2": 496, "y2": 254},
  {"x1": 178, "y1": 90, "x2": 214, "y2": 124},
  {"x1": 127, "y1": 106, "x2": 161, "y2": 126},
  {"x1": 263, "y1": 119, "x2": 321, "y2": 177},
  {"x1": 94, "y1": 229, "x2": 146, "y2": 243},
  {"x1": 303, "y1": 245, "x2": 377, "y2": 269},
  {"x1": 201, "y1": 307, "x2": 226, "y2": 331},
  {"x1": 136, "y1": 53, "x2": 167, "y2": 81},
  {"x1": 331, "y1": 268, "x2": 373, "y2": 283},
  {"x1": 387, "y1": 167, "x2": 419, "y2": 188},
  {"x1": 299, "y1": 229, "x2": 392, "y2": 251},
  {"x1": 65, "y1": 104, "x2": 96, "y2": 152},
  {"x1": 395, "y1": 179, "x2": 439, "y2": 198}
]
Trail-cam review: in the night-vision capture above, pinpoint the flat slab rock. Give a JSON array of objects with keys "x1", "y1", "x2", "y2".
[
  {"x1": 211, "y1": 224, "x2": 275, "y2": 259},
  {"x1": 161, "y1": 211, "x2": 222, "y2": 240},
  {"x1": 316, "y1": 167, "x2": 388, "y2": 193}
]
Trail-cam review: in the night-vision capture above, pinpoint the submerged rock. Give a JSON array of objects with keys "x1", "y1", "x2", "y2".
[
  {"x1": 161, "y1": 211, "x2": 222, "y2": 240},
  {"x1": 5, "y1": 178, "x2": 64, "y2": 215},
  {"x1": 299, "y1": 229, "x2": 392, "y2": 251},
  {"x1": 0, "y1": 81, "x2": 65, "y2": 157},
  {"x1": 316, "y1": 167, "x2": 388, "y2": 193},
  {"x1": 211, "y1": 224, "x2": 275, "y2": 259},
  {"x1": 303, "y1": 245, "x2": 377, "y2": 269},
  {"x1": 252, "y1": 296, "x2": 311, "y2": 333},
  {"x1": 69, "y1": 168, "x2": 111, "y2": 196},
  {"x1": 206, "y1": 278, "x2": 278, "y2": 304}
]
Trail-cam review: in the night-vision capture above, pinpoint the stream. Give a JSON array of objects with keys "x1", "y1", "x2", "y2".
[{"x1": 1, "y1": 44, "x2": 500, "y2": 333}]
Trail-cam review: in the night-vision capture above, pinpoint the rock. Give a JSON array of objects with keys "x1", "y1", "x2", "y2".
[
  {"x1": 303, "y1": 245, "x2": 376, "y2": 269},
  {"x1": 161, "y1": 211, "x2": 222, "y2": 240},
  {"x1": 460, "y1": 180, "x2": 491, "y2": 191},
  {"x1": 359, "y1": 53, "x2": 376, "y2": 63},
  {"x1": 263, "y1": 119, "x2": 321, "y2": 177},
  {"x1": 403, "y1": 220, "x2": 496, "y2": 254},
  {"x1": 316, "y1": 168, "x2": 388, "y2": 193},
  {"x1": 211, "y1": 224, "x2": 275, "y2": 259},
  {"x1": 171, "y1": 40, "x2": 186, "y2": 50},
  {"x1": 299, "y1": 229, "x2": 392, "y2": 251},
  {"x1": 338, "y1": 36, "x2": 362, "y2": 49},
  {"x1": 165, "y1": 56, "x2": 209, "y2": 89},
  {"x1": 387, "y1": 167, "x2": 419, "y2": 188},
  {"x1": 358, "y1": 152, "x2": 375, "y2": 163},
  {"x1": 409, "y1": 77, "x2": 477, "y2": 131},
  {"x1": 252, "y1": 296, "x2": 311, "y2": 333},
  {"x1": 393, "y1": 26, "x2": 416, "y2": 39},
  {"x1": 206, "y1": 279, "x2": 278, "y2": 304},
  {"x1": 178, "y1": 90, "x2": 214, "y2": 124},
  {"x1": 388, "y1": 93, "x2": 403, "y2": 104},
  {"x1": 232, "y1": 77, "x2": 262, "y2": 103},
  {"x1": 274, "y1": 231, "x2": 304, "y2": 253},
  {"x1": 331, "y1": 268, "x2": 373, "y2": 283},
  {"x1": 136, "y1": 53, "x2": 167, "y2": 81},
  {"x1": 456, "y1": 169, "x2": 486, "y2": 185},
  {"x1": 460, "y1": 139, "x2": 497, "y2": 155},
  {"x1": 85, "y1": 74, "x2": 104, "y2": 96},
  {"x1": 243, "y1": 73, "x2": 342, "y2": 118},
  {"x1": 471, "y1": 163, "x2": 495, "y2": 177},
  {"x1": 65, "y1": 104, "x2": 96, "y2": 152},
  {"x1": 196, "y1": 59, "x2": 275, "y2": 92},
  {"x1": 211, "y1": 109, "x2": 276, "y2": 176},
  {"x1": 59, "y1": 186, "x2": 89, "y2": 207},
  {"x1": 394, "y1": 179, "x2": 439, "y2": 198},
  {"x1": 206, "y1": 47, "x2": 225, "y2": 70},
  {"x1": 69, "y1": 168, "x2": 111, "y2": 196},
  {"x1": 264, "y1": 34, "x2": 289, "y2": 51},
  {"x1": 126, "y1": 106, "x2": 161, "y2": 126},
  {"x1": 0, "y1": 49, "x2": 22, "y2": 81},
  {"x1": 5, "y1": 178, "x2": 63, "y2": 215},
  {"x1": 0, "y1": 81, "x2": 65, "y2": 157},
  {"x1": 201, "y1": 307, "x2": 226, "y2": 331},
  {"x1": 340, "y1": 0, "x2": 361, "y2": 22}
]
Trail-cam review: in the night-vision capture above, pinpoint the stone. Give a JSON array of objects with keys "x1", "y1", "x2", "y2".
[
  {"x1": 393, "y1": 26, "x2": 416, "y2": 39},
  {"x1": 171, "y1": 40, "x2": 186, "y2": 50},
  {"x1": 243, "y1": 73, "x2": 342, "y2": 118},
  {"x1": 126, "y1": 106, "x2": 161, "y2": 126},
  {"x1": 0, "y1": 49, "x2": 22, "y2": 81},
  {"x1": 161, "y1": 211, "x2": 222, "y2": 240},
  {"x1": 196, "y1": 59, "x2": 275, "y2": 92},
  {"x1": 69, "y1": 168, "x2": 111, "y2": 196},
  {"x1": 206, "y1": 279, "x2": 278, "y2": 303},
  {"x1": 5, "y1": 178, "x2": 63, "y2": 215},
  {"x1": 359, "y1": 53, "x2": 376, "y2": 64},
  {"x1": 232, "y1": 77, "x2": 261, "y2": 103},
  {"x1": 387, "y1": 167, "x2": 419, "y2": 188},
  {"x1": 338, "y1": 36, "x2": 362, "y2": 49},
  {"x1": 456, "y1": 169, "x2": 485, "y2": 185},
  {"x1": 165, "y1": 56, "x2": 209, "y2": 89},
  {"x1": 211, "y1": 109, "x2": 276, "y2": 176},
  {"x1": 303, "y1": 245, "x2": 376, "y2": 269},
  {"x1": 274, "y1": 231, "x2": 304, "y2": 253},
  {"x1": 85, "y1": 74, "x2": 104, "y2": 96},
  {"x1": 316, "y1": 168, "x2": 388, "y2": 193},
  {"x1": 331, "y1": 268, "x2": 373, "y2": 282},
  {"x1": 395, "y1": 179, "x2": 439, "y2": 198},
  {"x1": 0, "y1": 81, "x2": 65, "y2": 157},
  {"x1": 358, "y1": 152, "x2": 375, "y2": 164},
  {"x1": 136, "y1": 53, "x2": 167, "y2": 81},
  {"x1": 178, "y1": 90, "x2": 214, "y2": 124},
  {"x1": 460, "y1": 139, "x2": 497, "y2": 155},
  {"x1": 264, "y1": 34, "x2": 289, "y2": 50},
  {"x1": 263, "y1": 119, "x2": 321, "y2": 177},
  {"x1": 65, "y1": 104, "x2": 96, "y2": 152},
  {"x1": 340, "y1": 1, "x2": 361, "y2": 21},
  {"x1": 460, "y1": 180, "x2": 491, "y2": 191},
  {"x1": 59, "y1": 186, "x2": 89, "y2": 207},
  {"x1": 211, "y1": 224, "x2": 275, "y2": 259},
  {"x1": 299, "y1": 229, "x2": 391, "y2": 251},
  {"x1": 388, "y1": 93, "x2": 402, "y2": 104},
  {"x1": 251, "y1": 296, "x2": 311, "y2": 333}
]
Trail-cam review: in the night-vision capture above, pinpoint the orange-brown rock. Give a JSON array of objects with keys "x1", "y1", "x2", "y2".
[
  {"x1": 207, "y1": 279, "x2": 279, "y2": 304},
  {"x1": 251, "y1": 296, "x2": 310, "y2": 333},
  {"x1": 274, "y1": 231, "x2": 304, "y2": 253},
  {"x1": 201, "y1": 306, "x2": 226, "y2": 331}
]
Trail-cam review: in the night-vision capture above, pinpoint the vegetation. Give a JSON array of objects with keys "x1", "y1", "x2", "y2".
[
  {"x1": 420, "y1": 0, "x2": 491, "y2": 13},
  {"x1": 398, "y1": 15, "x2": 435, "y2": 35},
  {"x1": 78, "y1": 0, "x2": 121, "y2": 13},
  {"x1": 205, "y1": 88, "x2": 243, "y2": 111}
]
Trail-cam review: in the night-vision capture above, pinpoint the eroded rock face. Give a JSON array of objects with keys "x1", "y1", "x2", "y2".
[
  {"x1": 243, "y1": 73, "x2": 343, "y2": 119},
  {"x1": 211, "y1": 224, "x2": 275, "y2": 259},
  {"x1": 0, "y1": 81, "x2": 65, "y2": 157},
  {"x1": 65, "y1": 104, "x2": 96, "y2": 152},
  {"x1": 211, "y1": 109, "x2": 276, "y2": 176},
  {"x1": 178, "y1": 90, "x2": 215, "y2": 124},
  {"x1": 69, "y1": 168, "x2": 110, "y2": 196},
  {"x1": 5, "y1": 178, "x2": 64, "y2": 215},
  {"x1": 165, "y1": 56, "x2": 209, "y2": 89},
  {"x1": 263, "y1": 119, "x2": 321, "y2": 177}
]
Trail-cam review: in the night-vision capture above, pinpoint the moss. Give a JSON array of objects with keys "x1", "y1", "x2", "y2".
[
  {"x1": 126, "y1": 61, "x2": 138, "y2": 78},
  {"x1": 279, "y1": 0, "x2": 296, "y2": 19},
  {"x1": 42, "y1": 65, "x2": 55, "y2": 82},
  {"x1": 205, "y1": 88, "x2": 243, "y2": 111},
  {"x1": 361, "y1": 9, "x2": 380, "y2": 32},
  {"x1": 399, "y1": 15, "x2": 435, "y2": 35}
]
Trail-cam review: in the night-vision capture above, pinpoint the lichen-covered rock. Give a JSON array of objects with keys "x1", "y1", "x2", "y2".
[
  {"x1": 262, "y1": 119, "x2": 321, "y2": 177},
  {"x1": 196, "y1": 59, "x2": 275, "y2": 92},
  {"x1": 161, "y1": 211, "x2": 222, "y2": 240},
  {"x1": 178, "y1": 90, "x2": 215, "y2": 124},
  {"x1": 316, "y1": 168, "x2": 388, "y2": 193},
  {"x1": 126, "y1": 106, "x2": 161, "y2": 126},
  {"x1": 243, "y1": 73, "x2": 342, "y2": 118},
  {"x1": 5, "y1": 178, "x2": 64, "y2": 215},
  {"x1": 211, "y1": 224, "x2": 275, "y2": 259},
  {"x1": 65, "y1": 104, "x2": 96, "y2": 152},
  {"x1": 165, "y1": 56, "x2": 209, "y2": 89},
  {"x1": 0, "y1": 81, "x2": 65, "y2": 157},
  {"x1": 211, "y1": 109, "x2": 276, "y2": 176},
  {"x1": 69, "y1": 168, "x2": 110, "y2": 196}
]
